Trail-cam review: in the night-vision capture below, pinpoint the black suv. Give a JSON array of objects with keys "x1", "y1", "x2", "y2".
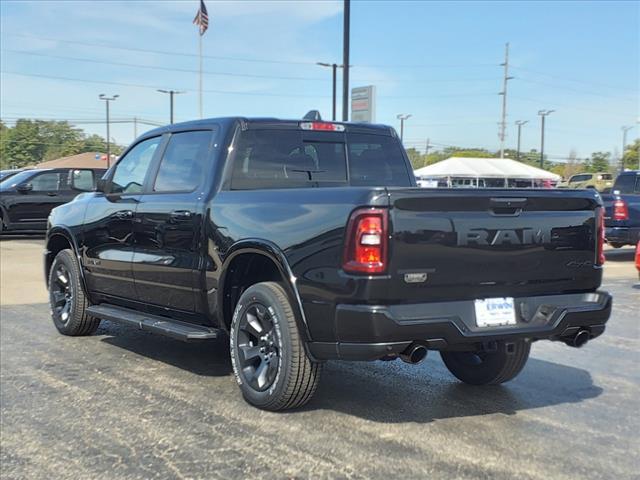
[
  {"x1": 0, "y1": 168, "x2": 105, "y2": 233},
  {"x1": 45, "y1": 117, "x2": 611, "y2": 410}
]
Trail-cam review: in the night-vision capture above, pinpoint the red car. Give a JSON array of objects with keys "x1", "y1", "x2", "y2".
[{"x1": 636, "y1": 241, "x2": 640, "y2": 280}]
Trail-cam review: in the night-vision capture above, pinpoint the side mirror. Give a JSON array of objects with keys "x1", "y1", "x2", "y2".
[
  {"x1": 95, "y1": 178, "x2": 108, "y2": 193},
  {"x1": 17, "y1": 183, "x2": 33, "y2": 193}
]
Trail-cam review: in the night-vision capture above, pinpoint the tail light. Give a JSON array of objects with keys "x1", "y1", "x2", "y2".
[
  {"x1": 596, "y1": 207, "x2": 605, "y2": 266},
  {"x1": 343, "y1": 208, "x2": 388, "y2": 274},
  {"x1": 613, "y1": 199, "x2": 629, "y2": 221}
]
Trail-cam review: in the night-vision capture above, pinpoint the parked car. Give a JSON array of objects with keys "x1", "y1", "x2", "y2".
[
  {"x1": 45, "y1": 117, "x2": 611, "y2": 411},
  {"x1": 557, "y1": 172, "x2": 614, "y2": 191},
  {"x1": 0, "y1": 168, "x2": 105, "y2": 233},
  {"x1": 601, "y1": 170, "x2": 640, "y2": 247},
  {"x1": 0, "y1": 169, "x2": 25, "y2": 181}
]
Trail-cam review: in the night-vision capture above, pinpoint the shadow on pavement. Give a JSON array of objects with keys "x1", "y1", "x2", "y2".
[
  {"x1": 96, "y1": 317, "x2": 601, "y2": 422},
  {"x1": 303, "y1": 357, "x2": 602, "y2": 423},
  {"x1": 0, "y1": 234, "x2": 46, "y2": 241},
  {"x1": 98, "y1": 320, "x2": 232, "y2": 377},
  {"x1": 604, "y1": 249, "x2": 634, "y2": 262}
]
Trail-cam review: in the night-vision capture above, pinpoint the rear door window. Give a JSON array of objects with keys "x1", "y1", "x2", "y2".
[
  {"x1": 153, "y1": 130, "x2": 213, "y2": 192},
  {"x1": 29, "y1": 172, "x2": 63, "y2": 191},
  {"x1": 347, "y1": 134, "x2": 412, "y2": 187}
]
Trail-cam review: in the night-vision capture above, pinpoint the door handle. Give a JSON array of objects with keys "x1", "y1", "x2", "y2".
[
  {"x1": 169, "y1": 210, "x2": 193, "y2": 221},
  {"x1": 114, "y1": 210, "x2": 134, "y2": 219}
]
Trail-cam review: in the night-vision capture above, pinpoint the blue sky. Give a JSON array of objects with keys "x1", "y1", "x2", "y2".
[{"x1": 1, "y1": 0, "x2": 638, "y2": 161}]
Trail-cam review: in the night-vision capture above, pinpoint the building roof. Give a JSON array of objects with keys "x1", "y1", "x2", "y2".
[
  {"x1": 414, "y1": 157, "x2": 561, "y2": 181},
  {"x1": 34, "y1": 152, "x2": 109, "y2": 170}
]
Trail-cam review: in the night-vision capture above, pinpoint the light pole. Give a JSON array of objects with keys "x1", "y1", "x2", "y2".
[
  {"x1": 538, "y1": 110, "x2": 554, "y2": 168},
  {"x1": 621, "y1": 126, "x2": 633, "y2": 172},
  {"x1": 342, "y1": 0, "x2": 350, "y2": 121},
  {"x1": 316, "y1": 63, "x2": 343, "y2": 121},
  {"x1": 99, "y1": 94, "x2": 119, "y2": 168},
  {"x1": 515, "y1": 120, "x2": 528, "y2": 162},
  {"x1": 396, "y1": 114, "x2": 412, "y2": 143},
  {"x1": 157, "y1": 90, "x2": 185, "y2": 124}
]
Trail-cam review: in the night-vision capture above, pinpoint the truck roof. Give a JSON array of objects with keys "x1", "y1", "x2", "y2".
[{"x1": 141, "y1": 117, "x2": 395, "y2": 139}]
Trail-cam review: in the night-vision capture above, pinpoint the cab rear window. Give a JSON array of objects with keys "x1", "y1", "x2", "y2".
[{"x1": 230, "y1": 129, "x2": 411, "y2": 190}]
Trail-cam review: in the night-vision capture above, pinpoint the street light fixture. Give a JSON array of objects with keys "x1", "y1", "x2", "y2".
[
  {"x1": 621, "y1": 125, "x2": 633, "y2": 172},
  {"x1": 157, "y1": 89, "x2": 185, "y2": 124},
  {"x1": 316, "y1": 63, "x2": 344, "y2": 121},
  {"x1": 99, "y1": 94, "x2": 119, "y2": 168},
  {"x1": 396, "y1": 114, "x2": 412, "y2": 143},
  {"x1": 515, "y1": 120, "x2": 528, "y2": 162},
  {"x1": 538, "y1": 110, "x2": 554, "y2": 168}
]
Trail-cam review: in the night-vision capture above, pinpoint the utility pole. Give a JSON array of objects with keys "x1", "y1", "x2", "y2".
[
  {"x1": 342, "y1": 0, "x2": 350, "y2": 122},
  {"x1": 396, "y1": 114, "x2": 412, "y2": 143},
  {"x1": 515, "y1": 120, "x2": 528, "y2": 162},
  {"x1": 157, "y1": 89, "x2": 185, "y2": 124},
  {"x1": 423, "y1": 138, "x2": 430, "y2": 167},
  {"x1": 621, "y1": 125, "x2": 632, "y2": 172},
  {"x1": 538, "y1": 110, "x2": 554, "y2": 169},
  {"x1": 133, "y1": 117, "x2": 138, "y2": 138},
  {"x1": 99, "y1": 94, "x2": 118, "y2": 168},
  {"x1": 317, "y1": 63, "x2": 344, "y2": 121},
  {"x1": 498, "y1": 42, "x2": 514, "y2": 159}
]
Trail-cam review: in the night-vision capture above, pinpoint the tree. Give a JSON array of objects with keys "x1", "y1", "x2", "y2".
[
  {"x1": 586, "y1": 152, "x2": 612, "y2": 173},
  {"x1": 0, "y1": 119, "x2": 122, "y2": 169},
  {"x1": 622, "y1": 138, "x2": 639, "y2": 170}
]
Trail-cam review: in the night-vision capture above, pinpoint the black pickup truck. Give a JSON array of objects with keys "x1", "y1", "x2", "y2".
[
  {"x1": 601, "y1": 170, "x2": 640, "y2": 247},
  {"x1": 45, "y1": 117, "x2": 612, "y2": 410}
]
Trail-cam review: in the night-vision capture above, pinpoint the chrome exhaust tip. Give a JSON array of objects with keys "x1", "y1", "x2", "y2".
[{"x1": 399, "y1": 344, "x2": 428, "y2": 364}]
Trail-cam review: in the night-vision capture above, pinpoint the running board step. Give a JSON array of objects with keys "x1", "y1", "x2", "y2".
[{"x1": 87, "y1": 304, "x2": 221, "y2": 341}]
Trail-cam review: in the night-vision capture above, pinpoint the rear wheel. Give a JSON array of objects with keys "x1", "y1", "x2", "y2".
[
  {"x1": 48, "y1": 249, "x2": 101, "y2": 336},
  {"x1": 609, "y1": 242, "x2": 624, "y2": 249},
  {"x1": 230, "y1": 281, "x2": 322, "y2": 411},
  {"x1": 440, "y1": 340, "x2": 530, "y2": 385}
]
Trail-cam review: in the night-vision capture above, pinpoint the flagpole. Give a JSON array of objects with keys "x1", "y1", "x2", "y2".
[{"x1": 198, "y1": 33, "x2": 203, "y2": 119}]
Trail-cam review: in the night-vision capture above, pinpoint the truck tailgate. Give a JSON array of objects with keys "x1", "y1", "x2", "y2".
[{"x1": 387, "y1": 189, "x2": 602, "y2": 302}]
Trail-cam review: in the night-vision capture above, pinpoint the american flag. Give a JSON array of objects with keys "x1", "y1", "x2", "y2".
[{"x1": 193, "y1": 0, "x2": 209, "y2": 36}]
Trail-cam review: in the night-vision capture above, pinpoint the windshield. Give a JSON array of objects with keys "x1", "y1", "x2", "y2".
[{"x1": 0, "y1": 170, "x2": 37, "y2": 191}]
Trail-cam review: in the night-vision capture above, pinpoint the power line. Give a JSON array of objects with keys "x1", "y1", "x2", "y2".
[
  {"x1": 510, "y1": 65, "x2": 634, "y2": 92},
  {"x1": 517, "y1": 78, "x2": 637, "y2": 100},
  {"x1": 3, "y1": 49, "x2": 499, "y2": 85},
  {"x1": 5, "y1": 33, "x2": 317, "y2": 66},
  {"x1": 0, "y1": 70, "x2": 498, "y2": 100},
  {"x1": 3, "y1": 49, "x2": 328, "y2": 82},
  {"x1": 0, "y1": 71, "x2": 329, "y2": 98},
  {"x1": 4, "y1": 33, "x2": 498, "y2": 70}
]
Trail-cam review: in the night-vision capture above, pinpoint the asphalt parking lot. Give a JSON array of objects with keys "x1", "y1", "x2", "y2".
[{"x1": 1, "y1": 237, "x2": 638, "y2": 479}]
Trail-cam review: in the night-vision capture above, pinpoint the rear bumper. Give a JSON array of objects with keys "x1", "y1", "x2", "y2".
[
  {"x1": 606, "y1": 226, "x2": 640, "y2": 246},
  {"x1": 307, "y1": 291, "x2": 612, "y2": 361}
]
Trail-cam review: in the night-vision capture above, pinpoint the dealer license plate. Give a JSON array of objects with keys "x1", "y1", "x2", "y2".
[{"x1": 474, "y1": 297, "x2": 517, "y2": 327}]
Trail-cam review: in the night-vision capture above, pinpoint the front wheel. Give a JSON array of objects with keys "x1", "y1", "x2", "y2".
[
  {"x1": 440, "y1": 340, "x2": 530, "y2": 385},
  {"x1": 230, "y1": 281, "x2": 322, "y2": 411},
  {"x1": 48, "y1": 249, "x2": 101, "y2": 336}
]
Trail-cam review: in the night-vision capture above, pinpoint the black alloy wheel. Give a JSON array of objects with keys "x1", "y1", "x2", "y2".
[
  {"x1": 51, "y1": 263, "x2": 74, "y2": 325},
  {"x1": 48, "y1": 249, "x2": 101, "y2": 336},
  {"x1": 236, "y1": 302, "x2": 281, "y2": 391}
]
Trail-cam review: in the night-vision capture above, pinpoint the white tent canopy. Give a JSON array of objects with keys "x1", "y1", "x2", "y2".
[{"x1": 414, "y1": 157, "x2": 561, "y2": 181}]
